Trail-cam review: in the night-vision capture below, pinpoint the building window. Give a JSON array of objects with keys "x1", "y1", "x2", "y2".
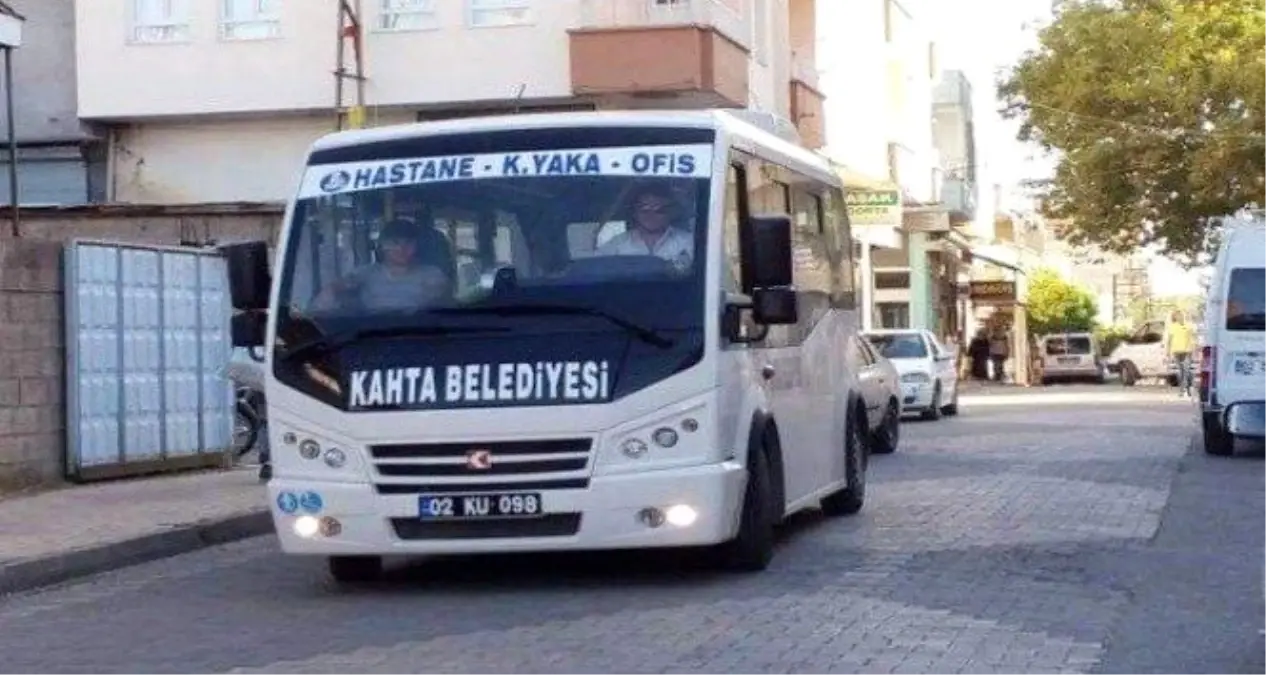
[
  {"x1": 468, "y1": 0, "x2": 532, "y2": 27},
  {"x1": 221, "y1": 0, "x2": 280, "y2": 41},
  {"x1": 874, "y1": 271, "x2": 911, "y2": 289},
  {"x1": 378, "y1": 0, "x2": 437, "y2": 31},
  {"x1": 131, "y1": 0, "x2": 190, "y2": 43},
  {"x1": 878, "y1": 302, "x2": 910, "y2": 329}
]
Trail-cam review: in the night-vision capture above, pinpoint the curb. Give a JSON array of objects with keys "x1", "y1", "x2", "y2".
[{"x1": 0, "y1": 510, "x2": 273, "y2": 596}]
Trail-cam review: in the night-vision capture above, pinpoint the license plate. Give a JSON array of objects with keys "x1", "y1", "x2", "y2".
[
  {"x1": 1231, "y1": 353, "x2": 1264, "y2": 377},
  {"x1": 418, "y1": 493, "x2": 543, "y2": 519},
  {"x1": 1057, "y1": 356, "x2": 1080, "y2": 364}
]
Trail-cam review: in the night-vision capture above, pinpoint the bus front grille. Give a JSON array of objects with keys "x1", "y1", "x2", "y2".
[{"x1": 368, "y1": 438, "x2": 593, "y2": 493}]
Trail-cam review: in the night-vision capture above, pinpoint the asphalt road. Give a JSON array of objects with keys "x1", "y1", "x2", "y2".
[{"x1": 0, "y1": 391, "x2": 1260, "y2": 674}]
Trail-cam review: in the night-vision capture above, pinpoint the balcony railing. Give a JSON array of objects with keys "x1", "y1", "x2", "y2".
[
  {"x1": 941, "y1": 177, "x2": 978, "y2": 217},
  {"x1": 576, "y1": 0, "x2": 750, "y2": 49}
]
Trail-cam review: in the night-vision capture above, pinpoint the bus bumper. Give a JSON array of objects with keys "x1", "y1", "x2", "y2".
[{"x1": 267, "y1": 461, "x2": 747, "y2": 556}]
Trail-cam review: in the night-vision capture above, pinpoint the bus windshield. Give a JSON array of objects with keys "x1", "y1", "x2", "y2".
[{"x1": 271, "y1": 126, "x2": 715, "y2": 409}]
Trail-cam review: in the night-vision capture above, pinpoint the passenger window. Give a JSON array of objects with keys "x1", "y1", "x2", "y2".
[
  {"x1": 790, "y1": 186, "x2": 832, "y2": 329},
  {"x1": 723, "y1": 163, "x2": 742, "y2": 292},
  {"x1": 1226, "y1": 267, "x2": 1265, "y2": 331}
]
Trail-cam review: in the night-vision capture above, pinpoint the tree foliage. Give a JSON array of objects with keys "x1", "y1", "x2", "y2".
[
  {"x1": 1027, "y1": 268, "x2": 1101, "y2": 335},
  {"x1": 999, "y1": 0, "x2": 1265, "y2": 263}
]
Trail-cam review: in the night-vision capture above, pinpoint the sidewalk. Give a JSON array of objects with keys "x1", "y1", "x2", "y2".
[{"x1": 0, "y1": 467, "x2": 270, "y2": 596}]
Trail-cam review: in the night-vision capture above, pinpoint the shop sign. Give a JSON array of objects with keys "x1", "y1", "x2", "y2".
[
  {"x1": 845, "y1": 189, "x2": 901, "y2": 228},
  {"x1": 969, "y1": 280, "x2": 1017, "y2": 303}
]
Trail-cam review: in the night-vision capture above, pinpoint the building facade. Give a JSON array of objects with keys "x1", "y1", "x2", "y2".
[
  {"x1": 76, "y1": 0, "x2": 823, "y2": 204},
  {"x1": 817, "y1": 0, "x2": 948, "y2": 332},
  {"x1": 2, "y1": 0, "x2": 104, "y2": 205}
]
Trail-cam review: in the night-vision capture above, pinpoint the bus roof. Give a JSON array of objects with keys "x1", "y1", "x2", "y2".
[{"x1": 307, "y1": 109, "x2": 835, "y2": 183}]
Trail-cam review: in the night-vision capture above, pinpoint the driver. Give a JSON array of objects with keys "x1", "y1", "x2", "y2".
[
  {"x1": 312, "y1": 219, "x2": 452, "y2": 312},
  {"x1": 595, "y1": 183, "x2": 693, "y2": 270}
]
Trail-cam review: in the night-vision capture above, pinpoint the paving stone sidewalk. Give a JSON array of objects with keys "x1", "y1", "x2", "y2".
[{"x1": 0, "y1": 467, "x2": 269, "y2": 595}]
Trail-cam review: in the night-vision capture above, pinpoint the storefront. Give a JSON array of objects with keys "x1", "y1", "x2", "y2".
[
  {"x1": 835, "y1": 164, "x2": 903, "y2": 331},
  {"x1": 955, "y1": 250, "x2": 1034, "y2": 385}
]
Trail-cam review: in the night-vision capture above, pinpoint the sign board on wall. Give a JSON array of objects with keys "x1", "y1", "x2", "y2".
[
  {"x1": 845, "y1": 189, "x2": 901, "y2": 228},
  {"x1": 969, "y1": 280, "x2": 1017, "y2": 303}
]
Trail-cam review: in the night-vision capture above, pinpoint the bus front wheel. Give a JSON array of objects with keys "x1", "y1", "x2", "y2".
[{"x1": 715, "y1": 446, "x2": 776, "y2": 572}]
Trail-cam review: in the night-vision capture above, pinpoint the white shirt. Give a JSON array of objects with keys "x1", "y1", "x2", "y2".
[{"x1": 596, "y1": 227, "x2": 694, "y2": 271}]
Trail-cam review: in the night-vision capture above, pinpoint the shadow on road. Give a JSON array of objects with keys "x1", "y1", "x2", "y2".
[{"x1": 348, "y1": 505, "x2": 841, "y2": 594}]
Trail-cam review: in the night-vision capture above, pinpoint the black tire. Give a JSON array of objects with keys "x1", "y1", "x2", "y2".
[
  {"x1": 328, "y1": 555, "x2": 383, "y2": 584},
  {"x1": 822, "y1": 407, "x2": 867, "y2": 516},
  {"x1": 1202, "y1": 417, "x2": 1235, "y2": 457},
  {"x1": 942, "y1": 387, "x2": 959, "y2": 416},
  {"x1": 233, "y1": 400, "x2": 259, "y2": 458},
  {"x1": 716, "y1": 445, "x2": 777, "y2": 572},
  {"x1": 921, "y1": 384, "x2": 943, "y2": 421},
  {"x1": 1120, "y1": 361, "x2": 1139, "y2": 387},
  {"x1": 871, "y1": 400, "x2": 900, "y2": 454}
]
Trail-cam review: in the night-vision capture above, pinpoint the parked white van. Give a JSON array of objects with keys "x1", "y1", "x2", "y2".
[{"x1": 1198, "y1": 216, "x2": 1265, "y2": 455}]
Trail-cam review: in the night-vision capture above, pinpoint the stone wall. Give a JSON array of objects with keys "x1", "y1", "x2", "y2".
[{"x1": 0, "y1": 204, "x2": 283, "y2": 491}]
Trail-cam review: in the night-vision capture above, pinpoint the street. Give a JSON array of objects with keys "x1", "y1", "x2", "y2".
[{"x1": 0, "y1": 390, "x2": 1260, "y2": 674}]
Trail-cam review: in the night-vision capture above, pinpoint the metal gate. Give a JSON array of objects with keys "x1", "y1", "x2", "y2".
[{"x1": 64, "y1": 240, "x2": 234, "y2": 481}]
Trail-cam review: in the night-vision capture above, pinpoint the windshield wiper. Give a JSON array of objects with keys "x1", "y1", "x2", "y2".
[
  {"x1": 432, "y1": 303, "x2": 675, "y2": 349},
  {"x1": 278, "y1": 323, "x2": 509, "y2": 362},
  {"x1": 1227, "y1": 312, "x2": 1266, "y2": 331}
]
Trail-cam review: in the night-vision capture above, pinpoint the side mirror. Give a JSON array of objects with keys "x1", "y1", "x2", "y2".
[
  {"x1": 221, "y1": 241, "x2": 272, "y2": 311},
  {"x1": 746, "y1": 215, "x2": 794, "y2": 288},
  {"x1": 752, "y1": 287, "x2": 798, "y2": 325},
  {"x1": 231, "y1": 311, "x2": 267, "y2": 349}
]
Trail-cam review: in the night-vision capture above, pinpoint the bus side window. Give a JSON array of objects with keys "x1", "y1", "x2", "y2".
[{"x1": 723, "y1": 162, "x2": 743, "y2": 292}]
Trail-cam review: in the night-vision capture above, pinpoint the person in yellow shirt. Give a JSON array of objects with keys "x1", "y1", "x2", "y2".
[{"x1": 1164, "y1": 310, "x2": 1197, "y2": 397}]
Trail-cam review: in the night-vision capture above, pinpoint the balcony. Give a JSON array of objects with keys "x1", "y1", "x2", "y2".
[
  {"x1": 789, "y1": 50, "x2": 825, "y2": 148},
  {"x1": 569, "y1": 0, "x2": 751, "y2": 108},
  {"x1": 941, "y1": 176, "x2": 978, "y2": 221}
]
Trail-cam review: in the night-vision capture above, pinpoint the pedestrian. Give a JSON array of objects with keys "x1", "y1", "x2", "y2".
[
  {"x1": 1164, "y1": 309, "x2": 1197, "y2": 396},
  {"x1": 968, "y1": 329, "x2": 990, "y2": 380},
  {"x1": 989, "y1": 327, "x2": 1010, "y2": 382}
]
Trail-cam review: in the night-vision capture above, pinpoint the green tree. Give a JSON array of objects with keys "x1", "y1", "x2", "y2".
[
  {"x1": 1026, "y1": 268, "x2": 1100, "y2": 335},
  {"x1": 999, "y1": 0, "x2": 1265, "y2": 263}
]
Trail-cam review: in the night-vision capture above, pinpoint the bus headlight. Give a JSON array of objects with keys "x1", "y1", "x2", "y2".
[
  {"x1": 298, "y1": 439, "x2": 321, "y2": 459},
  {"x1": 621, "y1": 438, "x2": 649, "y2": 458},
  {"x1": 323, "y1": 447, "x2": 347, "y2": 468},
  {"x1": 652, "y1": 427, "x2": 679, "y2": 448},
  {"x1": 598, "y1": 397, "x2": 712, "y2": 472}
]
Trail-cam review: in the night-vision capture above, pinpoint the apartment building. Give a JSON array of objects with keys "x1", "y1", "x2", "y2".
[
  {"x1": 817, "y1": 0, "x2": 959, "y2": 334},
  {"x1": 75, "y1": 0, "x2": 824, "y2": 204},
  {"x1": 1, "y1": 0, "x2": 104, "y2": 205}
]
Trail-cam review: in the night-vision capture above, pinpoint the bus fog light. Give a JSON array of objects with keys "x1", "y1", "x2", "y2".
[
  {"x1": 323, "y1": 447, "x2": 347, "y2": 468},
  {"x1": 293, "y1": 515, "x2": 320, "y2": 538},
  {"x1": 637, "y1": 507, "x2": 665, "y2": 528},
  {"x1": 621, "y1": 438, "x2": 649, "y2": 459},
  {"x1": 665, "y1": 504, "x2": 698, "y2": 527},
  {"x1": 681, "y1": 417, "x2": 699, "y2": 433},
  {"x1": 298, "y1": 439, "x2": 321, "y2": 459},
  {"x1": 651, "y1": 427, "x2": 679, "y2": 448},
  {"x1": 318, "y1": 516, "x2": 342, "y2": 537}
]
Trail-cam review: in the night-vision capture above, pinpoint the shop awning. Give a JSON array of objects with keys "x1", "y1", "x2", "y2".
[{"x1": 937, "y1": 231, "x2": 1027, "y2": 275}]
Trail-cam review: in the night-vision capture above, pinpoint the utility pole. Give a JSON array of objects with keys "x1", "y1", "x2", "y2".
[{"x1": 334, "y1": 0, "x2": 366, "y2": 131}]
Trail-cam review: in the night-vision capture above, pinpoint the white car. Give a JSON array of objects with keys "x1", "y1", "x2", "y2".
[{"x1": 863, "y1": 329, "x2": 960, "y2": 420}]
